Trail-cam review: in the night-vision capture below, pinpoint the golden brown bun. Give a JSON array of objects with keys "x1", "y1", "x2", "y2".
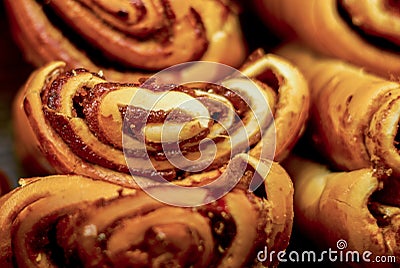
[
  {"x1": 283, "y1": 155, "x2": 400, "y2": 267},
  {"x1": 4, "y1": 0, "x2": 247, "y2": 82},
  {"x1": 13, "y1": 50, "x2": 309, "y2": 182},
  {"x1": 253, "y1": 0, "x2": 400, "y2": 78},
  {"x1": 0, "y1": 160, "x2": 293, "y2": 267},
  {"x1": 276, "y1": 42, "x2": 400, "y2": 177}
]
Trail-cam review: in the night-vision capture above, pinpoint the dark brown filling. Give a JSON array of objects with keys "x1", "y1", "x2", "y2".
[
  {"x1": 199, "y1": 199, "x2": 237, "y2": 267},
  {"x1": 60, "y1": 198, "x2": 236, "y2": 267},
  {"x1": 202, "y1": 84, "x2": 249, "y2": 117},
  {"x1": 92, "y1": 0, "x2": 148, "y2": 26},
  {"x1": 44, "y1": 108, "x2": 131, "y2": 174},
  {"x1": 43, "y1": 69, "x2": 88, "y2": 110},
  {"x1": 138, "y1": 77, "x2": 179, "y2": 92},
  {"x1": 37, "y1": 0, "x2": 208, "y2": 71},
  {"x1": 22, "y1": 213, "x2": 76, "y2": 267},
  {"x1": 122, "y1": 82, "x2": 250, "y2": 156},
  {"x1": 123, "y1": 106, "x2": 195, "y2": 139},
  {"x1": 38, "y1": 1, "x2": 142, "y2": 72},
  {"x1": 119, "y1": 204, "x2": 236, "y2": 267},
  {"x1": 134, "y1": 223, "x2": 204, "y2": 267},
  {"x1": 42, "y1": 70, "x2": 254, "y2": 181},
  {"x1": 255, "y1": 68, "x2": 281, "y2": 93}
]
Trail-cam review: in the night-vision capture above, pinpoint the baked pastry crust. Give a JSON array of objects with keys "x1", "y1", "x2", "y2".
[
  {"x1": 253, "y1": 0, "x2": 400, "y2": 78},
  {"x1": 0, "y1": 157, "x2": 293, "y2": 267},
  {"x1": 277, "y1": 42, "x2": 400, "y2": 177},
  {"x1": 13, "y1": 50, "x2": 309, "y2": 182},
  {"x1": 284, "y1": 155, "x2": 400, "y2": 267},
  {"x1": 4, "y1": 0, "x2": 247, "y2": 82}
]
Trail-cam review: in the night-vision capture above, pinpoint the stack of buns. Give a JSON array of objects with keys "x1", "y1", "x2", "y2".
[{"x1": 2, "y1": 0, "x2": 399, "y2": 267}]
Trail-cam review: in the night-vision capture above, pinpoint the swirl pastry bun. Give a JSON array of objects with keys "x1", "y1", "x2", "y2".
[
  {"x1": 0, "y1": 157, "x2": 293, "y2": 267},
  {"x1": 276, "y1": 42, "x2": 400, "y2": 177},
  {"x1": 4, "y1": 0, "x2": 247, "y2": 81},
  {"x1": 253, "y1": 0, "x2": 400, "y2": 78},
  {"x1": 284, "y1": 155, "x2": 400, "y2": 267},
  {"x1": 13, "y1": 50, "x2": 309, "y2": 184}
]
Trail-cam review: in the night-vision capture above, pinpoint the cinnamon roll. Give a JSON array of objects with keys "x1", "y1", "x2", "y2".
[
  {"x1": 284, "y1": 155, "x2": 400, "y2": 267},
  {"x1": 4, "y1": 0, "x2": 246, "y2": 82},
  {"x1": 0, "y1": 157, "x2": 294, "y2": 267},
  {"x1": 13, "y1": 50, "x2": 309, "y2": 185},
  {"x1": 253, "y1": 0, "x2": 400, "y2": 78},
  {"x1": 276, "y1": 42, "x2": 400, "y2": 177}
]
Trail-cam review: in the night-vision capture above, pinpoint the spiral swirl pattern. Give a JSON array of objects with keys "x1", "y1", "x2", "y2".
[
  {"x1": 253, "y1": 0, "x2": 400, "y2": 78},
  {"x1": 14, "y1": 50, "x2": 309, "y2": 186},
  {"x1": 277, "y1": 43, "x2": 400, "y2": 177},
  {"x1": 4, "y1": 0, "x2": 246, "y2": 81},
  {"x1": 284, "y1": 155, "x2": 400, "y2": 267},
  {"x1": 0, "y1": 160, "x2": 294, "y2": 268}
]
